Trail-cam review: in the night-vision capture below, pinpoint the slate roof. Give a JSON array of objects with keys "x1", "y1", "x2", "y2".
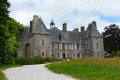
[
  {"x1": 47, "y1": 27, "x2": 81, "y2": 44},
  {"x1": 19, "y1": 18, "x2": 102, "y2": 44},
  {"x1": 19, "y1": 27, "x2": 30, "y2": 41}
]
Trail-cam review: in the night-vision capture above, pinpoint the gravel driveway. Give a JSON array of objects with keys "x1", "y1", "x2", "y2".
[{"x1": 2, "y1": 64, "x2": 77, "y2": 80}]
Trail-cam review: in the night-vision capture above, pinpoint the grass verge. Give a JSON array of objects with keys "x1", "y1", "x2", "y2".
[
  {"x1": 0, "y1": 65, "x2": 22, "y2": 80},
  {"x1": 46, "y1": 58, "x2": 120, "y2": 80}
]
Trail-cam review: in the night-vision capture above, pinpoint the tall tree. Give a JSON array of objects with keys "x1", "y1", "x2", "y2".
[
  {"x1": 102, "y1": 24, "x2": 120, "y2": 56},
  {"x1": 0, "y1": 0, "x2": 25, "y2": 65},
  {"x1": 0, "y1": 0, "x2": 10, "y2": 25}
]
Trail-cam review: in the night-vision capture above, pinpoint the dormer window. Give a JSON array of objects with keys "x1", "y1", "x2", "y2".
[
  {"x1": 41, "y1": 26, "x2": 44, "y2": 34},
  {"x1": 41, "y1": 28, "x2": 44, "y2": 34}
]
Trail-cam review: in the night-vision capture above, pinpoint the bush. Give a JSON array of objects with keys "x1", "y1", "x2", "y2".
[
  {"x1": 15, "y1": 58, "x2": 34, "y2": 65},
  {"x1": 0, "y1": 57, "x2": 2, "y2": 66},
  {"x1": 45, "y1": 57, "x2": 51, "y2": 62},
  {"x1": 15, "y1": 57, "x2": 45, "y2": 65},
  {"x1": 45, "y1": 57, "x2": 57, "y2": 62},
  {"x1": 33, "y1": 57, "x2": 45, "y2": 64}
]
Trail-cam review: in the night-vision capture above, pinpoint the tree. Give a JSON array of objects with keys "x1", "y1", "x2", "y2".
[
  {"x1": 0, "y1": 0, "x2": 11, "y2": 25},
  {"x1": 102, "y1": 24, "x2": 120, "y2": 56},
  {"x1": 0, "y1": 0, "x2": 25, "y2": 65}
]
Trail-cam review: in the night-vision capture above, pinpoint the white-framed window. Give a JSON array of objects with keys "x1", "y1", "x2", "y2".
[{"x1": 41, "y1": 51, "x2": 45, "y2": 57}]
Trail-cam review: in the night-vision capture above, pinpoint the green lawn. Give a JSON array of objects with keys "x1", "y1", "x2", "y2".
[
  {"x1": 46, "y1": 58, "x2": 120, "y2": 80},
  {"x1": 0, "y1": 65, "x2": 22, "y2": 80}
]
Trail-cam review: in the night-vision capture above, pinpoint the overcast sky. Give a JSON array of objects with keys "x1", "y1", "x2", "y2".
[{"x1": 9, "y1": 0, "x2": 120, "y2": 33}]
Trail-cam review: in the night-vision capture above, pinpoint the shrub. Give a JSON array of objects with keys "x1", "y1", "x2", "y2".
[
  {"x1": 45, "y1": 57, "x2": 57, "y2": 62},
  {"x1": 45, "y1": 57, "x2": 51, "y2": 62},
  {"x1": 15, "y1": 57, "x2": 45, "y2": 65},
  {"x1": 33, "y1": 57, "x2": 45, "y2": 64},
  {"x1": 15, "y1": 58, "x2": 34, "y2": 65},
  {"x1": 0, "y1": 57, "x2": 2, "y2": 66}
]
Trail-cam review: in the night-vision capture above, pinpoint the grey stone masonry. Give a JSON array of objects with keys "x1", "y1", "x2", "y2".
[{"x1": 18, "y1": 15, "x2": 105, "y2": 58}]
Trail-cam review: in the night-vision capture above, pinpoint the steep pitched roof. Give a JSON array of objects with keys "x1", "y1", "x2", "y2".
[
  {"x1": 86, "y1": 23, "x2": 102, "y2": 38},
  {"x1": 19, "y1": 27, "x2": 30, "y2": 41},
  {"x1": 34, "y1": 18, "x2": 50, "y2": 34}
]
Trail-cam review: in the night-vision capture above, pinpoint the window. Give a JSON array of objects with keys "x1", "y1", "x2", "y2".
[
  {"x1": 42, "y1": 51, "x2": 44, "y2": 57},
  {"x1": 77, "y1": 44, "x2": 79, "y2": 49},
  {"x1": 87, "y1": 44, "x2": 88, "y2": 49},
  {"x1": 77, "y1": 53, "x2": 80, "y2": 58},
  {"x1": 52, "y1": 53, "x2": 54, "y2": 57},
  {"x1": 96, "y1": 43, "x2": 98, "y2": 49},
  {"x1": 62, "y1": 43, "x2": 65, "y2": 49},
  {"x1": 52, "y1": 43, "x2": 54, "y2": 49},
  {"x1": 73, "y1": 53, "x2": 75, "y2": 58},
  {"x1": 97, "y1": 52, "x2": 99, "y2": 57},
  {"x1": 73, "y1": 44, "x2": 75, "y2": 49},
  {"x1": 68, "y1": 53, "x2": 69, "y2": 58},
  {"x1": 58, "y1": 53, "x2": 59, "y2": 58},
  {"x1": 67, "y1": 44, "x2": 69, "y2": 49},
  {"x1": 41, "y1": 28, "x2": 44, "y2": 34},
  {"x1": 42, "y1": 40, "x2": 44, "y2": 46},
  {"x1": 42, "y1": 34, "x2": 44, "y2": 37},
  {"x1": 82, "y1": 53, "x2": 84, "y2": 58},
  {"x1": 57, "y1": 43, "x2": 59, "y2": 49}
]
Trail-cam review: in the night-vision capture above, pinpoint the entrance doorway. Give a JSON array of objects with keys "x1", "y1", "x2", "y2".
[
  {"x1": 62, "y1": 53, "x2": 65, "y2": 58},
  {"x1": 25, "y1": 44, "x2": 30, "y2": 57}
]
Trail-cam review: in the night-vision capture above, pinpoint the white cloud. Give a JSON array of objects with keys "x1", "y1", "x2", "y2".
[{"x1": 9, "y1": 0, "x2": 120, "y2": 33}]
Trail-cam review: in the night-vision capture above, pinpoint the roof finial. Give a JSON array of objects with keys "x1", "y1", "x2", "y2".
[{"x1": 50, "y1": 18, "x2": 55, "y2": 29}]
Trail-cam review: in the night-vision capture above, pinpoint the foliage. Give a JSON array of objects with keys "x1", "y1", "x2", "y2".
[
  {"x1": 15, "y1": 57, "x2": 45, "y2": 65},
  {"x1": 116, "y1": 50, "x2": 120, "y2": 57},
  {"x1": 102, "y1": 24, "x2": 120, "y2": 56},
  {"x1": 45, "y1": 57, "x2": 57, "y2": 62},
  {"x1": 0, "y1": 64, "x2": 22, "y2": 80},
  {"x1": 0, "y1": 0, "x2": 10, "y2": 25},
  {"x1": 46, "y1": 58, "x2": 120, "y2": 80}
]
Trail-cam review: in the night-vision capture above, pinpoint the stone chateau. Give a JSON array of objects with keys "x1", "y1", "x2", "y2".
[{"x1": 18, "y1": 15, "x2": 105, "y2": 58}]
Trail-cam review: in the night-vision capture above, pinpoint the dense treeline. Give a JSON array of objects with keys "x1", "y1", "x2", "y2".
[
  {"x1": 102, "y1": 24, "x2": 120, "y2": 56},
  {"x1": 0, "y1": 0, "x2": 25, "y2": 65}
]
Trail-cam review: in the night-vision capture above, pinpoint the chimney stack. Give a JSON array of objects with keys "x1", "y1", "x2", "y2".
[
  {"x1": 92, "y1": 21, "x2": 97, "y2": 29},
  {"x1": 81, "y1": 26, "x2": 85, "y2": 32},
  {"x1": 32, "y1": 15, "x2": 38, "y2": 32},
  {"x1": 63, "y1": 23, "x2": 67, "y2": 32},
  {"x1": 73, "y1": 28, "x2": 79, "y2": 32}
]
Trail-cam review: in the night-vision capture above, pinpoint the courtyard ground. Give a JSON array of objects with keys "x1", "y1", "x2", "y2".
[{"x1": 2, "y1": 64, "x2": 77, "y2": 80}]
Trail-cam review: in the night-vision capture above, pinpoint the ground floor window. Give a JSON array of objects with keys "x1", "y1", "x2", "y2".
[
  {"x1": 42, "y1": 51, "x2": 44, "y2": 57},
  {"x1": 68, "y1": 53, "x2": 69, "y2": 58},
  {"x1": 97, "y1": 52, "x2": 99, "y2": 57},
  {"x1": 77, "y1": 53, "x2": 80, "y2": 58},
  {"x1": 58, "y1": 53, "x2": 59, "y2": 58},
  {"x1": 52, "y1": 53, "x2": 54, "y2": 57},
  {"x1": 62, "y1": 53, "x2": 65, "y2": 58},
  {"x1": 73, "y1": 53, "x2": 75, "y2": 58}
]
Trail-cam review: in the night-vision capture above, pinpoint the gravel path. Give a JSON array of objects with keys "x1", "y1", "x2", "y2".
[{"x1": 2, "y1": 64, "x2": 77, "y2": 80}]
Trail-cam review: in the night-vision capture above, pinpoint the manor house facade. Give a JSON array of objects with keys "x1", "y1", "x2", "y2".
[{"x1": 18, "y1": 15, "x2": 105, "y2": 58}]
